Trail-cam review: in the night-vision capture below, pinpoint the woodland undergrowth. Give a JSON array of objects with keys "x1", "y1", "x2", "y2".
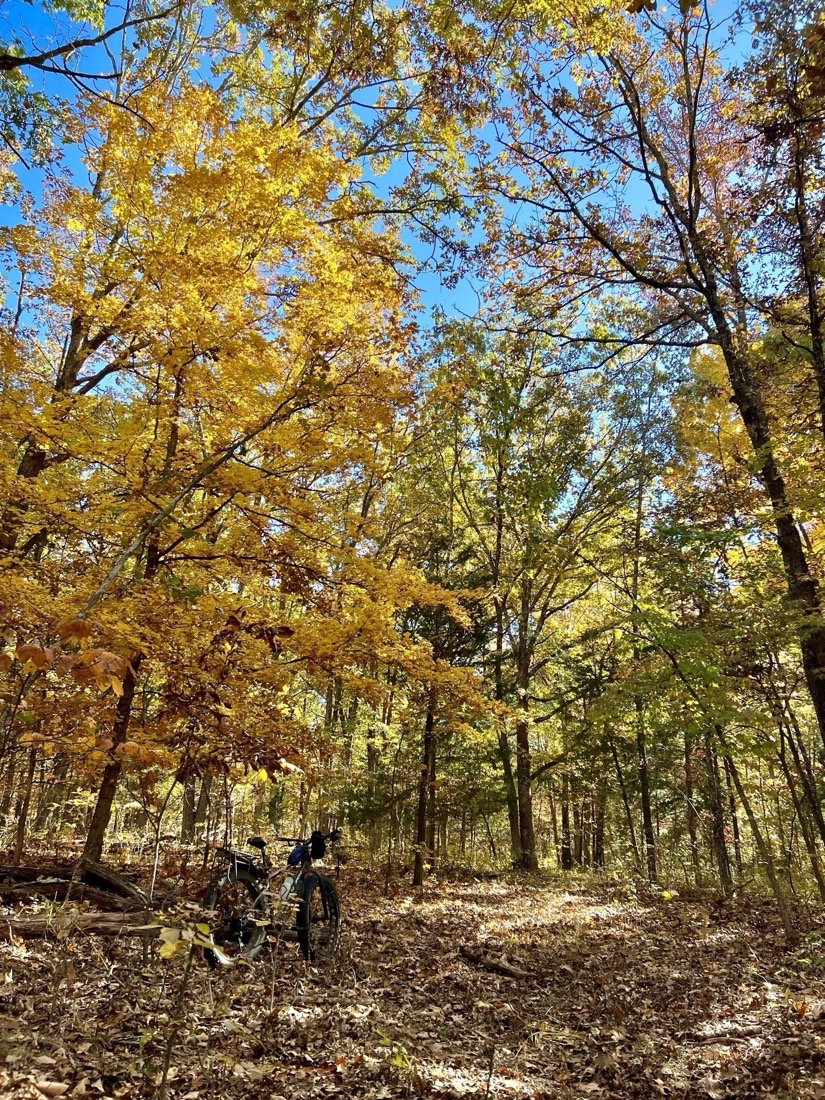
[{"x1": 0, "y1": 868, "x2": 824, "y2": 1099}]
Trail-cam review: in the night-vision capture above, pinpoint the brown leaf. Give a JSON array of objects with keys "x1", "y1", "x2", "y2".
[
  {"x1": 15, "y1": 644, "x2": 52, "y2": 669},
  {"x1": 55, "y1": 653, "x2": 76, "y2": 675},
  {"x1": 70, "y1": 666, "x2": 97, "y2": 686},
  {"x1": 57, "y1": 618, "x2": 92, "y2": 641},
  {"x1": 34, "y1": 1083, "x2": 69, "y2": 1098}
]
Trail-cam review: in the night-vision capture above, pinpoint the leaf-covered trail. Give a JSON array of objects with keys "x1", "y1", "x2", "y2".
[{"x1": 0, "y1": 874, "x2": 823, "y2": 1099}]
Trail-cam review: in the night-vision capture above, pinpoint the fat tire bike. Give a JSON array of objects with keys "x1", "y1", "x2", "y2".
[{"x1": 203, "y1": 828, "x2": 341, "y2": 965}]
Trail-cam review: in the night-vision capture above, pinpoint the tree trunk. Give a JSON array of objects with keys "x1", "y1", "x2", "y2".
[
  {"x1": 426, "y1": 719, "x2": 437, "y2": 869},
  {"x1": 572, "y1": 802, "x2": 583, "y2": 867},
  {"x1": 636, "y1": 700, "x2": 657, "y2": 882},
  {"x1": 515, "y1": 715, "x2": 538, "y2": 870},
  {"x1": 498, "y1": 730, "x2": 522, "y2": 864},
  {"x1": 1, "y1": 749, "x2": 17, "y2": 816},
  {"x1": 13, "y1": 746, "x2": 38, "y2": 865},
  {"x1": 548, "y1": 780, "x2": 560, "y2": 864},
  {"x1": 180, "y1": 772, "x2": 197, "y2": 843},
  {"x1": 493, "y1": 590, "x2": 520, "y2": 863},
  {"x1": 778, "y1": 729, "x2": 825, "y2": 903},
  {"x1": 684, "y1": 726, "x2": 702, "y2": 886},
  {"x1": 33, "y1": 753, "x2": 69, "y2": 831},
  {"x1": 413, "y1": 686, "x2": 436, "y2": 887},
  {"x1": 194, "y1": 774, "x2": 212, "y2": 828},
  {"x1": 608, "y1": 733, "x2": 640, "y2": 871},
  {"x1": 592, "y1": 785, "x2": 606, "y2": 869},
  {"x1": 83, "y1": 657, "x2": 141, "y2": 862},
  {"x1": 560, "y1": 772, "x2": 573, "y2": 871},
  {"x1": 722, "y1": 748, "x2": 797, "y2": 945},
  {"x1": 784, "y1": 710, "x2": 825, "y2": 847},
  {"x1": 710, "y1": 333, "x2": 825, "y2": 750},
  {"x1": 704, "y1": 728, "x2": 732, "y2": 892},
  {"x1": 723, "y1": 756, "x2": 744, "y2": 878}
]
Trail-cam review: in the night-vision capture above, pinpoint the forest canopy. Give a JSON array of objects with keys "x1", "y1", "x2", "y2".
[{"x1": 1, "y1": 0, "x2": 825, "y2": 924}]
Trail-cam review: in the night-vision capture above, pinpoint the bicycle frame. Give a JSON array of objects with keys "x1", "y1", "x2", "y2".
[{"x1": 210, "y1": 827, "x2": 343, "y2": 954}]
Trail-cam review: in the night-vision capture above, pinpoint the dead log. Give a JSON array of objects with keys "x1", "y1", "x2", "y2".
[
  {"x1": 0, "y1": 910, "x2": 160, "y2": 940},
  {"x1": 77, "y1": 858, "x2": 148, "y2": 904},
  {"x1": 0, "y1": 860, "x2": 148, "y2": 905},
  {"x1": 0, "y1": 882, "x2": 141, "y2": 911},
  {"x1": 0, "y1": 863, "x2": 77, "y2": 883}
]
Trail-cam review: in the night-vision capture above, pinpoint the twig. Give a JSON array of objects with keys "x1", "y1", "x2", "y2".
[{"x1": 158, "y1": 940, "x2": 197, "y2": 1100}]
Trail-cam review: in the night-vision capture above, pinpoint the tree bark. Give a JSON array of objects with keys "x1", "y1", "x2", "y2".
[
  {"x1": 722, "y1": 748, "x2": 797, "y2": 945},
  {"x1": 592, "y1": 784, "x2": 606, "y2": 869},
  {"x1": 608, "y1": 733, "x2": 640, "y2": 871},
  {"x1": 784, "y1": 709, "x2": 825, "y2": 847},
  {"x1": 704, "y1": 728, "x2": 733, "y2": 892},
  {"x1": 426, "y1": 714, "x2": 437, "y2": 869},
  {"x1": 13, "y1": 746, "x2": 38, "y2": 865},
  {"x1": 180, "y1": 772, "x2": 197, "y2": 843},
  {"x1": 684, "y1": 726, "x2": 702, "y2": 886},
  {"x1": 515, "y1": 718, "x2": 538, "y2": 870},
  {"x1": 560, "y1": 772, "x2": 573, "y2": 871},
  {"x1": 413, "y1": 686, "x2": 436, "y2": 887},
  {"x1": 778, "y1": 728, "x2": 825, "y2": 903},
  {"x1": 498, "y1": 729, "x2": 522, "y2": 865},
  {"x1": 82, "y1": 657, "x2": 141, "y2": 862},
  {"x1": 493, "y1": 591, "x2": 521, "y2": 863},
  {"x1": 723, "y1": 756, "x2": 744, "y2": 878},
  {"x1": 636, "y1": 701, "x2": 657, "y2": 883}
]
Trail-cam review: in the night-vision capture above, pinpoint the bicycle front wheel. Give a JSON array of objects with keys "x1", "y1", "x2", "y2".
[
  {"x1": 296, "y1": 873, "x2": 340, "y2": 962},
  {"x1": 204, "y1": 867, "x2": 268, "y2": 962}
]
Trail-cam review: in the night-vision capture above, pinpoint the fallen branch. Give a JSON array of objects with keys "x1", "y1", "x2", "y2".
[
  {"x1": 459, "y1": 945, "x2": 528, "y2": 979},
  {"x1": 0, "y1": 910, "x2": 160, "y2": 940},
  {"x1": 0, "y1": 863, "x2": 77, "y2": 882},
  {"x1": 0, "y1": 882, "x2": 140, "y2": 911},
  {"x1": 78, "y1": 858, "x2": 148, "y2": 904},
  {"x1": 0, "y1": 859, "x2": 148, "y2": 906},
  {"x1": 689, "y1": 1026, "x2": 762, "y2": 1043}
]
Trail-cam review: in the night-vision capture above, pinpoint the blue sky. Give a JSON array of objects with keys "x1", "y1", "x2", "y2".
[{"x1": 1, "y1": 0, "x2": 756, "y2": 327}]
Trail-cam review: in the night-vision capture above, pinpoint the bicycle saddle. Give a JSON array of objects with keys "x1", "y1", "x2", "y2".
[{"x1": 247, "y1": 836, "x2": 267, "y2": 850}]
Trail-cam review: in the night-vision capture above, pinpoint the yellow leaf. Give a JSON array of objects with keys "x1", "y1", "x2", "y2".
[{"x1": 158, "y1": 939, "x2": 184, "y2": 959}]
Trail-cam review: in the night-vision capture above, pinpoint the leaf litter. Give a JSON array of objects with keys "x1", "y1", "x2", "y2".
[{"x1": 0, "y1": 872, "x2": 823, "y2": 1098}]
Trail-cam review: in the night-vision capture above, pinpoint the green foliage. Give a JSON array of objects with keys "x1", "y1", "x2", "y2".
[{"x1": 43, "y1": 0, "x2": 106, "y2": 28}]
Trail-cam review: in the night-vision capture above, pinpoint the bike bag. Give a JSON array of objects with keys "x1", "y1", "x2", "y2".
[
  {"x1": 215, "y1": 847, "x2": 265, "y2": 876},
  {"x1": 288, "y1": 842, "x2": 308, "y2": 866},
  {"x1": 310, "y1": 831, "x2": 326, "y2": 859}
]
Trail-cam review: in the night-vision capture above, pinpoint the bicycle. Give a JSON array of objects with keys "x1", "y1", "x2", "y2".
[{"x1": 203, "y1": 828, "x2": 341, "y2": 964}]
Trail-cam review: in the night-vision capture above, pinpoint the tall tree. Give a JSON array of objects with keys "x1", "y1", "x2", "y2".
[{"x1": 479, "y1": 0, "x2": 825, "y2": 751}]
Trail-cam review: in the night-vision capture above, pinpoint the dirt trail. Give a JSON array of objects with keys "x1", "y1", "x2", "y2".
[{"x1": 0, "y1": 873, "x2": 823, "y2": 1098}]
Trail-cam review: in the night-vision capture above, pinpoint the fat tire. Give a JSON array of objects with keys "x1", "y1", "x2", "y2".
[
  {"x1": 297, "y1": 873, "x2": 340, "y2": 962},
  {"x1": 204, "y1": 866, "x2": 268, "y2": 964}
]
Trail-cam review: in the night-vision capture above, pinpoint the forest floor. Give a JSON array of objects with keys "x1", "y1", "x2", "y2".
[{"x1": 0, "y1": 866, "x2": 823, "y2": 1099}]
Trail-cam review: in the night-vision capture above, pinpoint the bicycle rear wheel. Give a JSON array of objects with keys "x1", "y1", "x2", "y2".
[
  {"x1": 204, "y1": 867, "x2": 268, "y2": 962},
  {"x1": 296, "y1": 873, "x2": 340, "y2": 962}
]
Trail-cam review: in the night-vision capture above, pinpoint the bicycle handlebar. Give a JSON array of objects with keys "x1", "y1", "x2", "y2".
[{"x1": 263, "y1": 827, "x2": 342, "y2": 846}]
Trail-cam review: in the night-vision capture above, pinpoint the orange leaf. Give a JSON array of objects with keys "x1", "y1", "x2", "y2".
[
  {"x1": 57, "y1": 619, "x2": 92, "y2": 641},
  {"x1": 16, "y1": 644, "x2": 52, "y2": 669}
]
